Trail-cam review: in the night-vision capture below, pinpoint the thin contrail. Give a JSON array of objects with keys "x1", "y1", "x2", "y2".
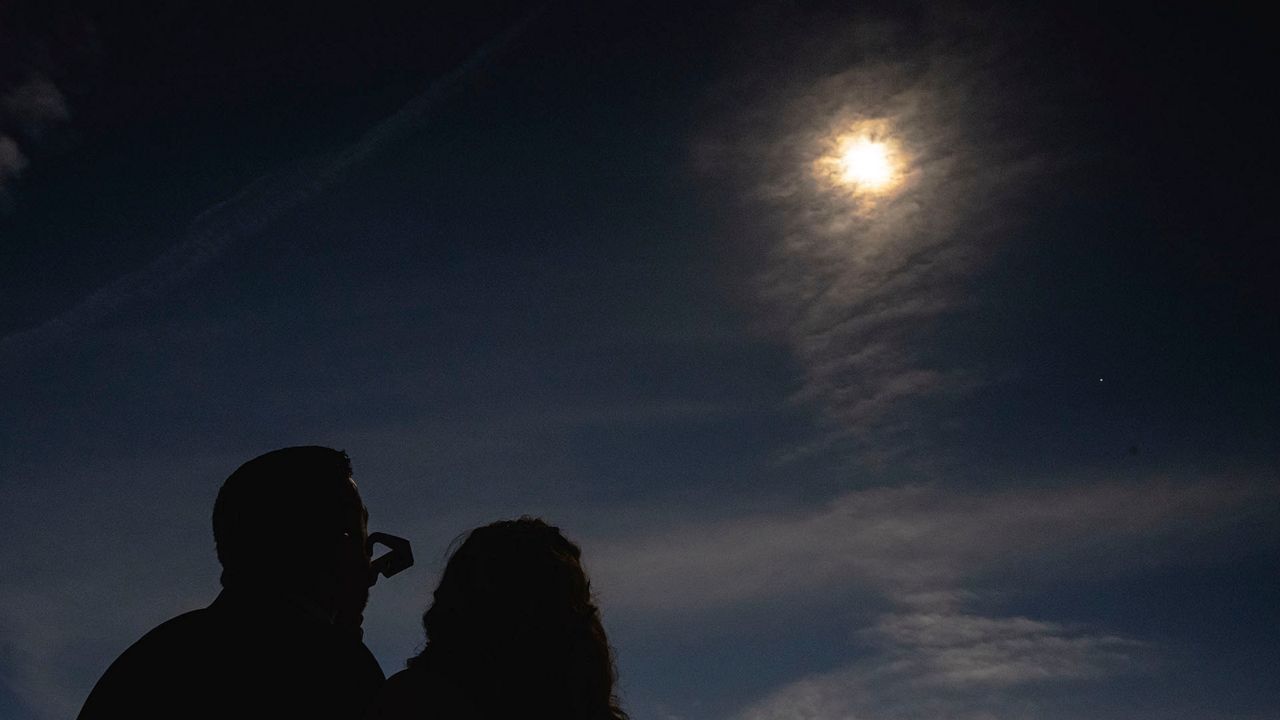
[{"x1": 0, "y1": 9, "x2": 542, "y2": 362}]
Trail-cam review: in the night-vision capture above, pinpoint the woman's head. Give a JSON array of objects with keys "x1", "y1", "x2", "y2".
[{"x1": 414, "y1": 517, "x2": 625, "y2": 720}]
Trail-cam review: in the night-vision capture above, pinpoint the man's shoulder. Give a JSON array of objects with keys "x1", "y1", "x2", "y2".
[
  {"x1": 79, "y1": 598, "x2": 386, "y2": 719},
  {"x1": 77, "y1": 606, "x2": 215, "y2": 719},
  {"x1": 109, "y1": 606, "x2": 216, "y2": 667},
  {"x1": 135, "y1": 605, "x2": 217, "y2": 643}
]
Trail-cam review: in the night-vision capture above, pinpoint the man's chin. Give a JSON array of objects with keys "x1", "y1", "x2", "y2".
[{"x1": 336, "y1": 588, "x2": 370, "y2": 623}]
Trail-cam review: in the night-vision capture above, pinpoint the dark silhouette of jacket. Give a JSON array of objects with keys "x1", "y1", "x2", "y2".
[
  {"x1": 78, "y1": 588, "x2": 384, "y2": 719},
  {"x1": 363, "y1": 661, "x2": 475, "y2": 720}
]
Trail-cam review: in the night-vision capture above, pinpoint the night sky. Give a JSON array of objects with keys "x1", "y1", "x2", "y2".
[{"x1": 2, "y1": 2, "x2": 1278, "y2": 718}]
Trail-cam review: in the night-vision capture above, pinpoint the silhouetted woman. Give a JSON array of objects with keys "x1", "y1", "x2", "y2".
[{"x1": 367, "y1": 517, "x2": 627, "y2": 720}]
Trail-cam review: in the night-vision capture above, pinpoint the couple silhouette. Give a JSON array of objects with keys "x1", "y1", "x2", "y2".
[{"x1": 77, "y1": 446, "x2": 628, "y2": 720}]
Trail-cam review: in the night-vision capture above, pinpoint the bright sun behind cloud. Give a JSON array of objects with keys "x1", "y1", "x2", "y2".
[
  {"x1": 838, "y1": 138, "x2": 893, "y2": 189},
  {"x1": 814, "y1": 123, "x2": 906, "y2": 203}
]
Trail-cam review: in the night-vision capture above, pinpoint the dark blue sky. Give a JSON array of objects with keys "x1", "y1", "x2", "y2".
[{"x1": 2, "y1": 2, "x2": 1277, "y2": 718}]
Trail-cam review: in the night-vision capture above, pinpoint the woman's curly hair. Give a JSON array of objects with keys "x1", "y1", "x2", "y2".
[{"x1": 409, "y1": 517, "x2": 627, "y2": 720}]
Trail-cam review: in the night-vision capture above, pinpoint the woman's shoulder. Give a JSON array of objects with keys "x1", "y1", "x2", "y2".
[
  {"x1": 364, "y1": 666, "x2": 430, "y2": 719},
  {"x1": 365, "y1": 663, "x2": 473, "y2": 720}
]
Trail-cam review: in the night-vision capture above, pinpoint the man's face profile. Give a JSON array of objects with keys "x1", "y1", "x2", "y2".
[{"x1": 334, "y1": 478, "x2": 373, "y2": 623}]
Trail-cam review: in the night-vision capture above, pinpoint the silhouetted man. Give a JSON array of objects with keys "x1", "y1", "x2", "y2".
[{"x1": 78, "y1": 446, "x2": 385, "y2": 719}]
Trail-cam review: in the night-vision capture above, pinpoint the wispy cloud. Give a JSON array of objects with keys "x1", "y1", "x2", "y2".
[
  {"x1": 0, "y1": 135, "x2": 28, "y2": 193},
  {"x1": 590, "y1": 474, "x2": 1274, "y2": 613},
  {"x1": 737, "y1": 610, "x2": 1145, "y2": 720},
  {"x1": 701, "y1": 8, "x2": 1050, "y2": 460},
  {"x1": 0, "y1": 9, "x2": 542, "y2": 361},
  {"x1": 2, "y1": 76, "x2": 71, "y2": 140},
  {"x1": 590, "y1": 472, "x2": 1275, "y2": 719},
  {"x1": 0, "y1": 75, "x2": 71, "y2": 206},
  {"x1": 865, "y1": 611, "x2": 1143, "y2": 687}
]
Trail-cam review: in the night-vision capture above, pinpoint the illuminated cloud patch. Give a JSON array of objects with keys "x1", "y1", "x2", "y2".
[
  {"x1": 865, "y1": 611, "x2": 1143, "y2": 687},
  {"x1": 0, "y1": 75, "x2": 70, "y2": 206},
  {"x1": 701, "y1": 10, "x2": 1049, "y2": 459},
  {"x1": 736, "y1": 611, "x2": 1144, "y2": 720},
  {"x1": 589, "y1": 472, "x2": 1274, "y2": 720},
  {"x1": 589, "y1": 475, "x2": 1273, "y2": 614}
]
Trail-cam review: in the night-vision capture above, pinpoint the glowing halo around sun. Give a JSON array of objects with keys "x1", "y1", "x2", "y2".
[{"x1": 814, "y1": 122, "x2": 906, "y2": 204}]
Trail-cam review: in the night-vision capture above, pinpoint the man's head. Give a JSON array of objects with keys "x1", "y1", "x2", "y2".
[{"x1": 213, "y1": 446, "x2": 371, "y2": 619}]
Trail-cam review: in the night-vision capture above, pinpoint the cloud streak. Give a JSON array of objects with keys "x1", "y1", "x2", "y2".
[
  {"x1": 736, "y1": 611, "x2": 1145, "y2": 720},
  {"x1": 590, "y1": 474, "x2": 1274, "y2": 614},
  {"x1": 865, "y1": 611, "x2": 1143, "y2": 687},
  {"x1": 0, "y1": 9, "x2": 542, "y2": 361},
  {"x1": 591, "y1": 471, "x2": 1273, "y2": 719}
]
